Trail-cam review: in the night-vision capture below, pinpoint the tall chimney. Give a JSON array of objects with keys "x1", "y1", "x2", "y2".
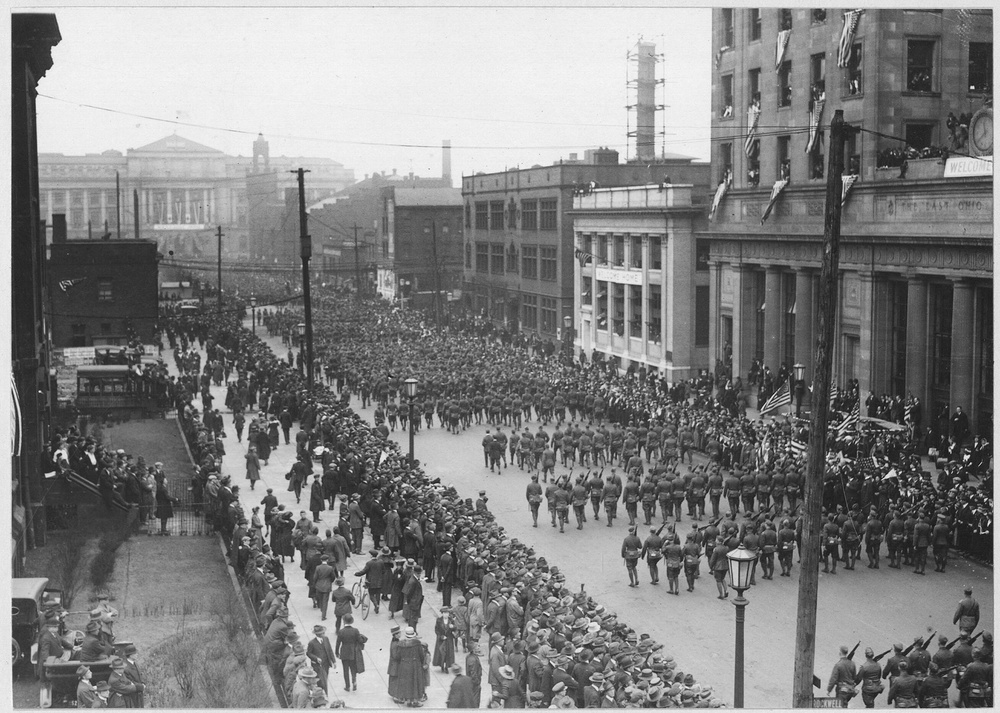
[
  {"x1": 52, "y1": 213, "x2": 67, "y2": 243},
  {"x1": 442, "y1": 139, "x2": 452, "y2": 186},
  {"x1": 635, "y1": 41, "x2": 657, "y2": 162}
]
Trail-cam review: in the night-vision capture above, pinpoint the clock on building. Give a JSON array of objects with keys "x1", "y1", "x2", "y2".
[{"x1": 968, "y1": 107, "x2": 993, "y2": 157}]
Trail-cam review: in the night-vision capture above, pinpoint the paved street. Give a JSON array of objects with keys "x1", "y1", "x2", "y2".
[{"x1": 176, "y1": 322, "x2": 993, "y2": 709}]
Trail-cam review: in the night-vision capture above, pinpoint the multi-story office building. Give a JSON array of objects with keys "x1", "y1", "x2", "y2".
[
  {"x1": 461, "y1": 148, "x2": 710, "y2": 340},
  {"x1": 703, "y1": 8, "x2": 992, "y2": 434}
]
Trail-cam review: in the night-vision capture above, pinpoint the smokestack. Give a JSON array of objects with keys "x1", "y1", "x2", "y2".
[
  {"x1": 442, "y1": 139, "x2": 452, "y2": 186},
  {"x1": 52, "y1": 213, "x2": 67, "y2": 243},
  {"x1": 635, "y1": 41, "x2": 657, "y2": 162}
]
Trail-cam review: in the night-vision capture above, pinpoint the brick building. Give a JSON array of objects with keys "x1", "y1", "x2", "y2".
[{"x1": 702, "y1": 8, "x2": 992, "y2": 435}]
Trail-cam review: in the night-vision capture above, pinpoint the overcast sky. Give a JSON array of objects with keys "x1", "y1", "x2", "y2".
[{"x1": 26, "y1": 3, "x2": 711, "y2": 183}]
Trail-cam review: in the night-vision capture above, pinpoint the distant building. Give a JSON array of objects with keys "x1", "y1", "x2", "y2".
[
  {"x1": 38, "y1": 133, "x2": 354, "y2": 271},
  {"x1": 703, "y1": 8, "x2": 993, "y2": 434},
  {"x1": 570, "y1": 183, "x2": 708, "y2": 381},
  {"x1": 48, "y1": 223, "x2": 159, "y2": 347},
  {"x1": 461, "y1": 148, "x2": 711, "y2": 341}
]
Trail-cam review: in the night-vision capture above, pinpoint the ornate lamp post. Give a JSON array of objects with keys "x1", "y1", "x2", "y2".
[
  {"x1": 296, "y1": 322, "x2": 306, "y2": 375},
  {"x1": 250, "y1": 296, "x2": 257, "y2": 335},
  {"x1": 726, "y1": 544, "x2": 759, "y2": 708},
  {"x1": 793, "y1": 362, "x2": 806, "y2": 417},
  {"x1": 404, "y1": 377, "x2": 419, "y2": 468}
]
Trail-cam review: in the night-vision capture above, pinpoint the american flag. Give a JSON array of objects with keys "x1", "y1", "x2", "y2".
[
  {"x1": 58, "y1": 277, "x2": 87, "y2": 293},
  {"x1": 760, "y1": 179, "x2": 789, "y2": 225},
  {"x1": 775, "y1": 30, "x2": 792, "y2": 71},
  {"x1": 837, "y1": 404, "x2": 860, "y2": 437},
  {"x1": 855, "y1": 456, "x2": 877, "y2": 470},
  {"x1": 789, "y1": 439, "x2": 806, "y2": 458},
  {"x1": 841, "y1": 174, "x2": 858, "y2": 208},
  {"x1": 806, "y1": 99, "x2": 826, "y2": 154},
  {"x1": 837, "y1": 10, "x2": 864, "y2": 67},
  {"x1": 744, "y1": 103, "x2": 761, "y2": 157},
  {"x1": 709, "y1": 172, "x2": 732, "y2": 222},
  {"x1": 759, "y1": 383, "x2": 791, "y2": 415}
]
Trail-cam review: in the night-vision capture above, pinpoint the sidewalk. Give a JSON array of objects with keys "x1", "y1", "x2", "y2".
[{"x1": 164, "y1": 323, "x2": 469, "y2": 709}]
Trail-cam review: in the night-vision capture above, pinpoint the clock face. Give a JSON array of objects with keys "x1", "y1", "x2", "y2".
[{"x1": 969, "y1": 108, "x2": 993, "y2": 157}]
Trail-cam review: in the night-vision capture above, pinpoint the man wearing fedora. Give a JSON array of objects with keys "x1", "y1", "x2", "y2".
[
  {"x1": 108, "y1": 656, "x2": 145, "y2": 707},
  {"x1": 37, "y1": 614, "x2": 71, "y2": 680},
  {"x1": 354, "y1": 548, "x2": 388, "y2": 614},
  {"x1": 78, "y1": 620, "x2": 115, "y2": 663},
  {"x1": 466, "y1": 640, "x2": 484, "y2": 706},
  {"x1": 122, "y1": 644, "x2": 144, "y2": 707},
  {"x1": 307, "y1": 624, "x2": 336, "y2": 694},
  {"x1": 75, "y1": 665, "x2": 99, "y2": 708},
  {"x1": 584, "y1": 671, "x2": 607, "y2": 708},
  {"x1": 290, "y1": 666, "x2": 319, "y2": 708},
  {"x1": 447, "y1": 663, "x2": 477, "y2": 708}
]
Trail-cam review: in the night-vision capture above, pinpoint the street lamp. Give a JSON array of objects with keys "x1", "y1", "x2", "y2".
[
  {"x1": 296, "y1": 322, "x2": 306, "y2": 375},
  {"x1": 404, "y1": 377, "x2": 419, "y2": 468},
  {"x1": 562, "y1": 314, "x2": 575, "y2": 363},
  {"x1": 793, "y1": 362, "x2": 806, "y2": 418},
  {"x1": 726, "y1": 544, "x2": 759, "y2": 709},
  {"x1": 250, "y1": 296, "x2": 258, "y2": 335}
]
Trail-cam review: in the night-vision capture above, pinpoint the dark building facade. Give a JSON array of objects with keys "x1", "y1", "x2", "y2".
[
  {"x1": 703, "y1": 8, "x2": 992, "y2": 435},
  {"x1": 11, "y1": 13, "x2": 61, "y2": 564},
  {"x1": 49, "y1": 235, "x2": 159, "y2": 348},
  {"x1": 461, "y1": 149, "x2": 711, "y2": 340}
]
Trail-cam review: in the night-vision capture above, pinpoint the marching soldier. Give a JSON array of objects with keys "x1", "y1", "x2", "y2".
[
  {"x1": 571, "y1": 476, "x2": 588, "y2": 530},
  {"x1": 865, "y1": 509, "x2": 883, "y2": 569},
  {"x1": 854, "y1": 647, "x2": 883, "y2": 709},
  {"x1": 602, "y1": 472, "x2": 620, "y2": 527},
  {"x1": 621, "y1": 526, "x2": 642, "y2": 588},
  {"x1": 640, "y1": 475, "x2": 657, "y2": 526},
  {"x1": 931, "y1": 514, "x2": 951, "y2": 572},
  {"x1": 723, "y1": 470, "x2": 741, "y2": 517},
  {"x1": 553, "y1": 478, "x2": 570, "y2": 533},
  {"x1": 656, "y1": 473, "x2": 673, "y2": 525},
  {"x1": 640, "y1": 527, "x2": 664, "y2": 585},
  {"x1": 587, "y1": 470, "x2": 604, "y2": 521},
  {"x1": 777, "y1": 518, "x2": 796, "y2": 577},
  {"x1": 525, "y1": 474, "x2": 543, "y2": 528},
  {"x1": 822, "y1": 514, "x2": 841, "y2": 574},
  {"x1": 622, "y1": 475, "x2": 640, "y2": 527},
  {"x1": 707, "y1": 467, "x2": 724, "y2": 519},
  {"x1": 759, "y1": 520, "x2": 777, "y2": 580}
]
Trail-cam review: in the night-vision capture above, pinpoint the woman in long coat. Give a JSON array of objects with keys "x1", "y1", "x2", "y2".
[
  {"x1": 308, "y1": 475, "x2": 325, "y2": 523},
  {"x1": 273, "y1": 510, "x2": 296, "y2": 562},
  {"x1": 432, "y1": 609, "x2": 457, "y2": 672},
  {"x1": 255, "y1": 427, "x2": 271, "y2": 466},
  {"x1": 389, "y1": 628, "x2": 427, "y2": 705},
  {"x1": 388, "y1": 561, "x2": 407, "y2": 618},
  {"x1": 154, "y1": 474, "x2": 177, "y2": 535},
  {"x1": 267, "y1": 416, "x2": 281, "y2": 449},
  {"x1": 245, "y1": 446, "x2": 261, "y2": 490}
]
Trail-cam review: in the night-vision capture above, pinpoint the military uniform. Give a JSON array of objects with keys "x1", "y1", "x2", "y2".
[{"x1": 621, "y1": 528, "x2": 643, "y2": 587}]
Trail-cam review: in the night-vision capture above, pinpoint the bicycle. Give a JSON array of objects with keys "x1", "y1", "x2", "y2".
[{"x1": 350, "y1": 580, "x2": 371, "y2": 620}]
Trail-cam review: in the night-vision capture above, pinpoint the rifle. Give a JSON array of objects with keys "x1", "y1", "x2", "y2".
[
  {"x1": 901, "y1": 641, "x2": 918, "y2": 657},
  {"x1": 847, "y1": 641, "x2": 861, "y2": 660},
  {"x1": 945, "y1": 630, "x2": 982, "y2": 650},
  {"x1": 922, "y1": 632, "x2": 936, "y2": 651},
  {"x1": 873, "y1": 648, "x2": 893, "y2": 662}
]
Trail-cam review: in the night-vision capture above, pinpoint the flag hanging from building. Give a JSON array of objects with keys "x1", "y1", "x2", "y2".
[
  {"x1": 744, "y1": 103, "x2": 761, "y2": 157},
  {"x1": 836, "y1": 404, "x2": 860, "y2": 437},
  {"x1": 760, "y1": 179, "x2": 789, "y2": 225},
  {"x1": 759, "y1": 383, "x2": 791, "y2": 415},
  {"x1": 574, "y1": 248, "x2": 601, "y2": 267},
  {"x1": 58, "y1": 277, "x2": 87, "y2": 293},
  {"x1": 709, "y1": 171, "x2": 733, "y2": 222},
  {"x1": 806, "y1": 99, "x2": 826, "y2": 154},
  {"x1": 10, "y1": 372, "x2": 21, "y2": 458},
  {"x1": 775, "y1": 29, "x2": 792, "y2": 70},
  {"x1": 841, "y1": 174, "x2": 858, "y2": 207},
  {"x1": 837, "y1": 10, "x2": 864, "y2": 67},
  {"x1": 789, "y1": 439, "x2": 807, "y2": 458}
]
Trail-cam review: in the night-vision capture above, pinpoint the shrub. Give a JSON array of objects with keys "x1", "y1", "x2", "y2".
[
  {"x1": 89, "y1": 549, "x2": 117, "y2": 589},
  {"x1": 53, "y1": 537, "x2": 88, "y2": 610}
]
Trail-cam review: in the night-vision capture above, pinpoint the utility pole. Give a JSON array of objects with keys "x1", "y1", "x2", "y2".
[
  {"x1": 792, "y1": 109, "x2": 846, "y2": 708},
  {"x1": 216, "y1": 225, "x2": 224, "y2": 314},
  {"x1": 133, "y1": 189, "x2": 140, "y2": 240},
  {"x1": 115, "y1": 170, "x2": 121, "y2": 240},
  {"x1": 352, "y1": 224, "x2": 362, "y2": 303},
  {"x1": 294, "y1": 168, "x2": 315, "y2": 390},
  {"x1": 429, "y1": 219, "x2": 441, "y2": 326}
]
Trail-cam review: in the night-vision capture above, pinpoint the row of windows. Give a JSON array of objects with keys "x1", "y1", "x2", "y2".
[
  {"x1": 467, "y1": 199, "x2": 559, "y2": 231},
  {"x1": 521, "y1": 295, "x2": 558, "y2": 333},
  {"x1": 718, "y1": 124, "x2": 862, "y2": 186},
  {"x1": 721, "y1": 8, "x2": 829, "y2": 48},
  {"x1": 471, "y1": 242, "x2": 558, "y2": 280}
]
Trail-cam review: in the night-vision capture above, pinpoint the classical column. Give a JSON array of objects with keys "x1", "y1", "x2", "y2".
[
  {"x1": 763, "y1": 265, "x2": 782, "y2": 371},
  {"x1": 99, "y1": 190, "x2": 108, "y2": 226},
  {"x1": 641, "y1": 235, "x2": 650, "y2": 363},
  {"x1": 950, "y1": 279, "x2": 975, "y2": 414},
  {"x1": 46, "y1": 190, "x2": 53, "y2": 225},
  {"x1": 793, "y1": 268, "x2": 814, "y2": 379},
  {"x1": 905, "y1": 276, "x2": 928, "y2": 407},
  {"x1": 209, "y1": 188, "x2": 216, "y2": 224},
  {"x1": 184, "y1": 189, "x2": 191, "y2": 223},
  {"x1": 708, "y1": 261, "x2": 721, "y2": 370},
  {"x1": 166, "y1": 189, "x2": 173, "y2": 223},
  {"x1": 82, "y1": 190, "x2": 89, "y2": 231},
  {"x1": 731, "y1": 264, "x2": 757, "y2": 382},
  {"x1": 660, "y1": 236, "x2": 669, "y2": 370},
  {"x1": 202, "y1": 189, "x2": 209, "y2": 224}
]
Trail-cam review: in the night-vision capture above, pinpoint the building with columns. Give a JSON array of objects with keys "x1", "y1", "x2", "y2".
[
  {"x1": 38, "y1": 134, "x2": 354, "y2": 264},
  {"x1": 703, "y1": 8, "x2": 993, "y2": 435},
  {"x1": 570, "y1": 184, "x2": 709, "y2": 381}
]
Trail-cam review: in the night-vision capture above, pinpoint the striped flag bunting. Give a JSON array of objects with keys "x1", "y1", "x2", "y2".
[
  {"x1": 775, "y1": 29, "x2": 792, "y2": 70},
  {"x1": 837, "y1": 10, "x2": 864, "y2": 67},
  {"x1": 744, "y1": 103, "x2": 761, "y2": 157},
  {"x1": 58, "y1": 277, "x2": 87, "y2": 293},
  {"x1": 709, "y1": 171, "x2": 732, "y2": 222},
  {"x1": 806, "y1": 99, "x2": 826, "y2": 154},
  {"x1": 10, "y1": 372, "x2": 21, "y2": 457},
  {"x1": 789, "y1": 439, "x2": 807, "y2": 457},
  {"x1": 841, "y1": 174, "x2": 858, "y2": 207},
  {"x1": 760, "y1": 179, "x2": 789, "y2": 225},
  {"x1": 759, "y1": 382, "x2": 791, "y2": 415},
  {"x1": 836, "y1": 404, "x2": 860, "y2": 437}
]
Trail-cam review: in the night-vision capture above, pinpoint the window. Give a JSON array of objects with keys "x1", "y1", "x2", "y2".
[
  {"x1": 846, "y1": 43, "x2": 862, "y2": 96},
  {"x1": 650, "y1": 236, "x2": 662, "y2": 271},
  {"x1": 97, "y1": 279, "x2": 113, "y2": 302},
  {"x1": 630, "y1": 236, "x2": 643, "y2": 269},
  {"x1": 464, "y1": 203, "x2": 471, "y2": 229},
  {"x1": 475, "y1": 202, "x2": 488, "y2": 230},
  {"x1": 930, "y1": 284, "x2": 952, "y2": 388},
  {"x1": 889, "y1": 282, "x2": 908, "y2": 397},
  {"x1": 100, "y1": 323, "x2": 112, "y2": 335},
  {"x1": 465, "y1": 243, "x2": 472, "y2": 269},
  {"x1": 778, "y1": 61, "x2": 792, "y2": 108},
  {"x1": 612, "y1": 284, "x2": 625, "y2": 336},
  {"x1": 722, "y1": 9, "x2": 734, "y2": 48},
  {"x1": 489, "y1": 201, "x2": 504, "y2": 230},
  {"x1": 597, "y1": 235, "x2": 608, "y2": 262},
  {"x1": 648, "y1": 285, "x2": 662, "y2": 343},
  {"x1": 540, "y1": 297, "x2": 557, "y2": 334},
  {"x1": 845, "y1": 126, "x2": 861, "y2": 176},
  {"x1": 747, "y1": 139, "x2": 760, "y2": 187},
  {"x1": 582, "y1": 234, "x2": 593, "y2": 263},
  {"x1": 777, "y1": 135, "x2": 791, "y2": 181},
  {"x1": 522, "y1": 245, "x2": 538, "y2": 279},
  {"x1": 810, "y1": 131, "x2": 825, "y2": 180},
  {"x1": 696, "y1": 286, "x2": 710, "y2": 347},
  {"x1": 811, "y1": 52, "x2": 826, "y2": 99},
  {"x1": 613, "y1": 235, "x2": 625, "y2": 266},
  {"x1": 969, "y1": 43, "x2": 993, "y2": 94},
  {"x1": 581, "y1": 276, "x2": 592, "y2": 306},
  {"x1": 540, "y1": 247, "x2": 557, "y2": 281},
  {"x1": 748, "y1": 68, "x2": 761, "y2": 104},
  {"x1": 907, "y1": 39, "x2": 936, "y2": 93},
  {"x1": 720, "y1": 74, "x2": 734, "y2": 119},
  {"x1": 812, "y1": 9, "x2": 826, "y2": 23},
  {"x1": 696, "y1": 240, "x2": 710, "y2": 272},
  {"x1": 522, "y1": 294, "x2": 538, "y2": 330},
  {"x1": 596, "y1": 281, "x2": 608, "y2": 331},
  {"x1": 506, "y1": 242, "x2": 518, "y2": 272},
  {"x1": 629, "y1": 285, "x2": 643, "y2": 337},
  {"x1": 905, "y1": 123, "x2": 935, "y2": 151},
  {"x1": 490, "y1": 243, "x2": 505, "y2": 274},
  {"x1": 749, "y1": 9, "x2": 762, "y2": 41},
  {"x1": 521, "y1": 199, "x2": 538, "y2": 230},
  {"x1": 539, "y1": 199, "x2": 558, "y2": 230},
  {"x1": 476, "y1": 242, "x2": 489, "y2": 273},
  {"x1": 71, "y1": 323, "x2": 86, "y2": 348},
  {"x1": 720, "y1": 143, "x2": 733, "y2": 183},
  {"x1": 779, "y1": 8, "x2": 792, "y2": 31}
]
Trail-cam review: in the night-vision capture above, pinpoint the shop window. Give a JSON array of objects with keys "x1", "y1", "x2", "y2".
[
  {"x1": 648, "y1": 285, "x2": 662, "y2": 343},
  {"x1": 629, "y1": 286, "x2": 643, "y2": 337},
  {"x1": 613, "y1": 284, "x2": 625, "y2": 336},
  {"x1": 540, "y1": 297, "x2": 557, "y2": 334},
  {"x1": 522, "y1": 295, "x2": 538, "y2": 330}
]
